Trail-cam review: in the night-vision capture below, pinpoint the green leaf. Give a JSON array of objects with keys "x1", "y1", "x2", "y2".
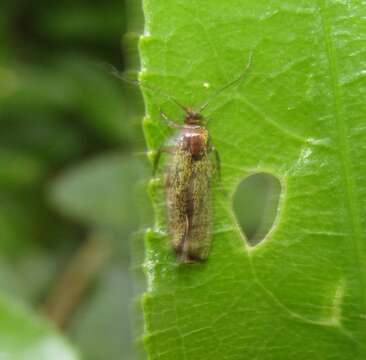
[
  {"x1": 141, "y1": 1, "x2": 366, "y2": 359},
  {"x1": 0, "y1": 293, "x2": 78, "y2": 359},
  {"x1": 48, "y1": 154, "x2": 147, "y2": 231}
]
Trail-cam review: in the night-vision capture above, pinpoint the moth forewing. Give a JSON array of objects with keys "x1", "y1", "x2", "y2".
[{"x1": 166, "y1": 124, "x2": 214, "y2": 263}]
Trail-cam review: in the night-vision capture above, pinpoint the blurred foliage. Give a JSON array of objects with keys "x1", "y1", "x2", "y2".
[
  {"x1": 0, "y1": 293, "x2": 77, "y2": 360},
  {"x1": 0, "y1": 0, "x2": 147, "y2": 359}
]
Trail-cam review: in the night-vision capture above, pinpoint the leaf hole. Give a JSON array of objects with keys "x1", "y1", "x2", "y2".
[{"x1": 232, "y1": 173, "x2": 281, "y2": 247}]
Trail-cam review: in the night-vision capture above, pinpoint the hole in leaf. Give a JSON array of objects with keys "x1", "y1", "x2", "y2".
[{"x1": 232, "y1": 173, "x2": 281, "y2": 246}]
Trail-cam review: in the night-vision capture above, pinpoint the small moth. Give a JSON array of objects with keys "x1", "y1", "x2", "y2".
[
  {"x1": 153, "y1": 54, "x2": 252, "y2": 263},
  {"x1": 158, "y1": 107, "x2": 218, "y2": 263}
]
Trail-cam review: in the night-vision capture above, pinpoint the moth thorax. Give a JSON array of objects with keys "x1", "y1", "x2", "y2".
[{"x1": 183, "y1": 131, "x2": 207, "y2": 159}]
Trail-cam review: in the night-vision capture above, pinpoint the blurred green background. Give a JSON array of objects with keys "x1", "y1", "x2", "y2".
[{"x1": 0, "y1": 0, "x2": 148, "y2": 359}]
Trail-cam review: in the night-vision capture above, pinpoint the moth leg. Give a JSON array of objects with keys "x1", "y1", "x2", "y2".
[
  {"x1": 210, "y1": 146, "x2": 228, "y2": 196},
  {"x1": 210, "y1": 146, "x2": 221, "y2": 181},
  {"x1": 153, "y1": 145, "x2": 174, "y2": 176},
  {"x1": 159, "y1": 109, "x2": 185, "y2": 129}
]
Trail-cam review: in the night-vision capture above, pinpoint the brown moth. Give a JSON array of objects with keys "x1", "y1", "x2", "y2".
[
  {"x1": 161, "y1": 108, "x2": 218, "y2": 263},
  {"x1": 152, "y1": 53, "x2": 252, "y2": 263}
]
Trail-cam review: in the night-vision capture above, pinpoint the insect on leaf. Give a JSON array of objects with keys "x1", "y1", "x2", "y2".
[{"x1": 141, "y1": 0, "x2": 366, "y2": 359}]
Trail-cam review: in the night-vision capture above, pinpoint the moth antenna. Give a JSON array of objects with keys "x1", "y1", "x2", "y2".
[
  {"x1": 198, "y1": 51, "x2": 253, "y2": 113},
  {"x1": 104, "y1": 63, "x2": 188, "y2": 113}
]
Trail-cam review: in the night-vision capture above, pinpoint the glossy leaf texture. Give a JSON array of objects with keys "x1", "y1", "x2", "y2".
[
  {"x1": 0, "y1": 294, "x2": 77, "y2": 359},
  {"x1": 140, "y1": 0, "x2": 366, "y2": 359}
]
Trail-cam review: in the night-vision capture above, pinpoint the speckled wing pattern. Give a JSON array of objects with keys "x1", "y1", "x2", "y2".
[{"x1": 166, "y1": 144, "x2": 212, "y2": 263}]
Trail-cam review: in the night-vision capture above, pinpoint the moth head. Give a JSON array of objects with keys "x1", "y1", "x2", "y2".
[{"x1": 184, "y1": 108, "x2": 204, "y2": 125}]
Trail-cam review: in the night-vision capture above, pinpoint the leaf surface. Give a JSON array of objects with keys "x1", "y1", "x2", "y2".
[{"x1": 141, "y1": 0, "x2": 366, "y2": 359}]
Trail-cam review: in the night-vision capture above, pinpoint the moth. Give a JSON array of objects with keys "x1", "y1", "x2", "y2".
[
  {"x1": 157, "y1": 107, "x2": 218, "y2": 263},
  {"x1": 153, "y1": 53, "x2": 252, "y2": 263}
]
